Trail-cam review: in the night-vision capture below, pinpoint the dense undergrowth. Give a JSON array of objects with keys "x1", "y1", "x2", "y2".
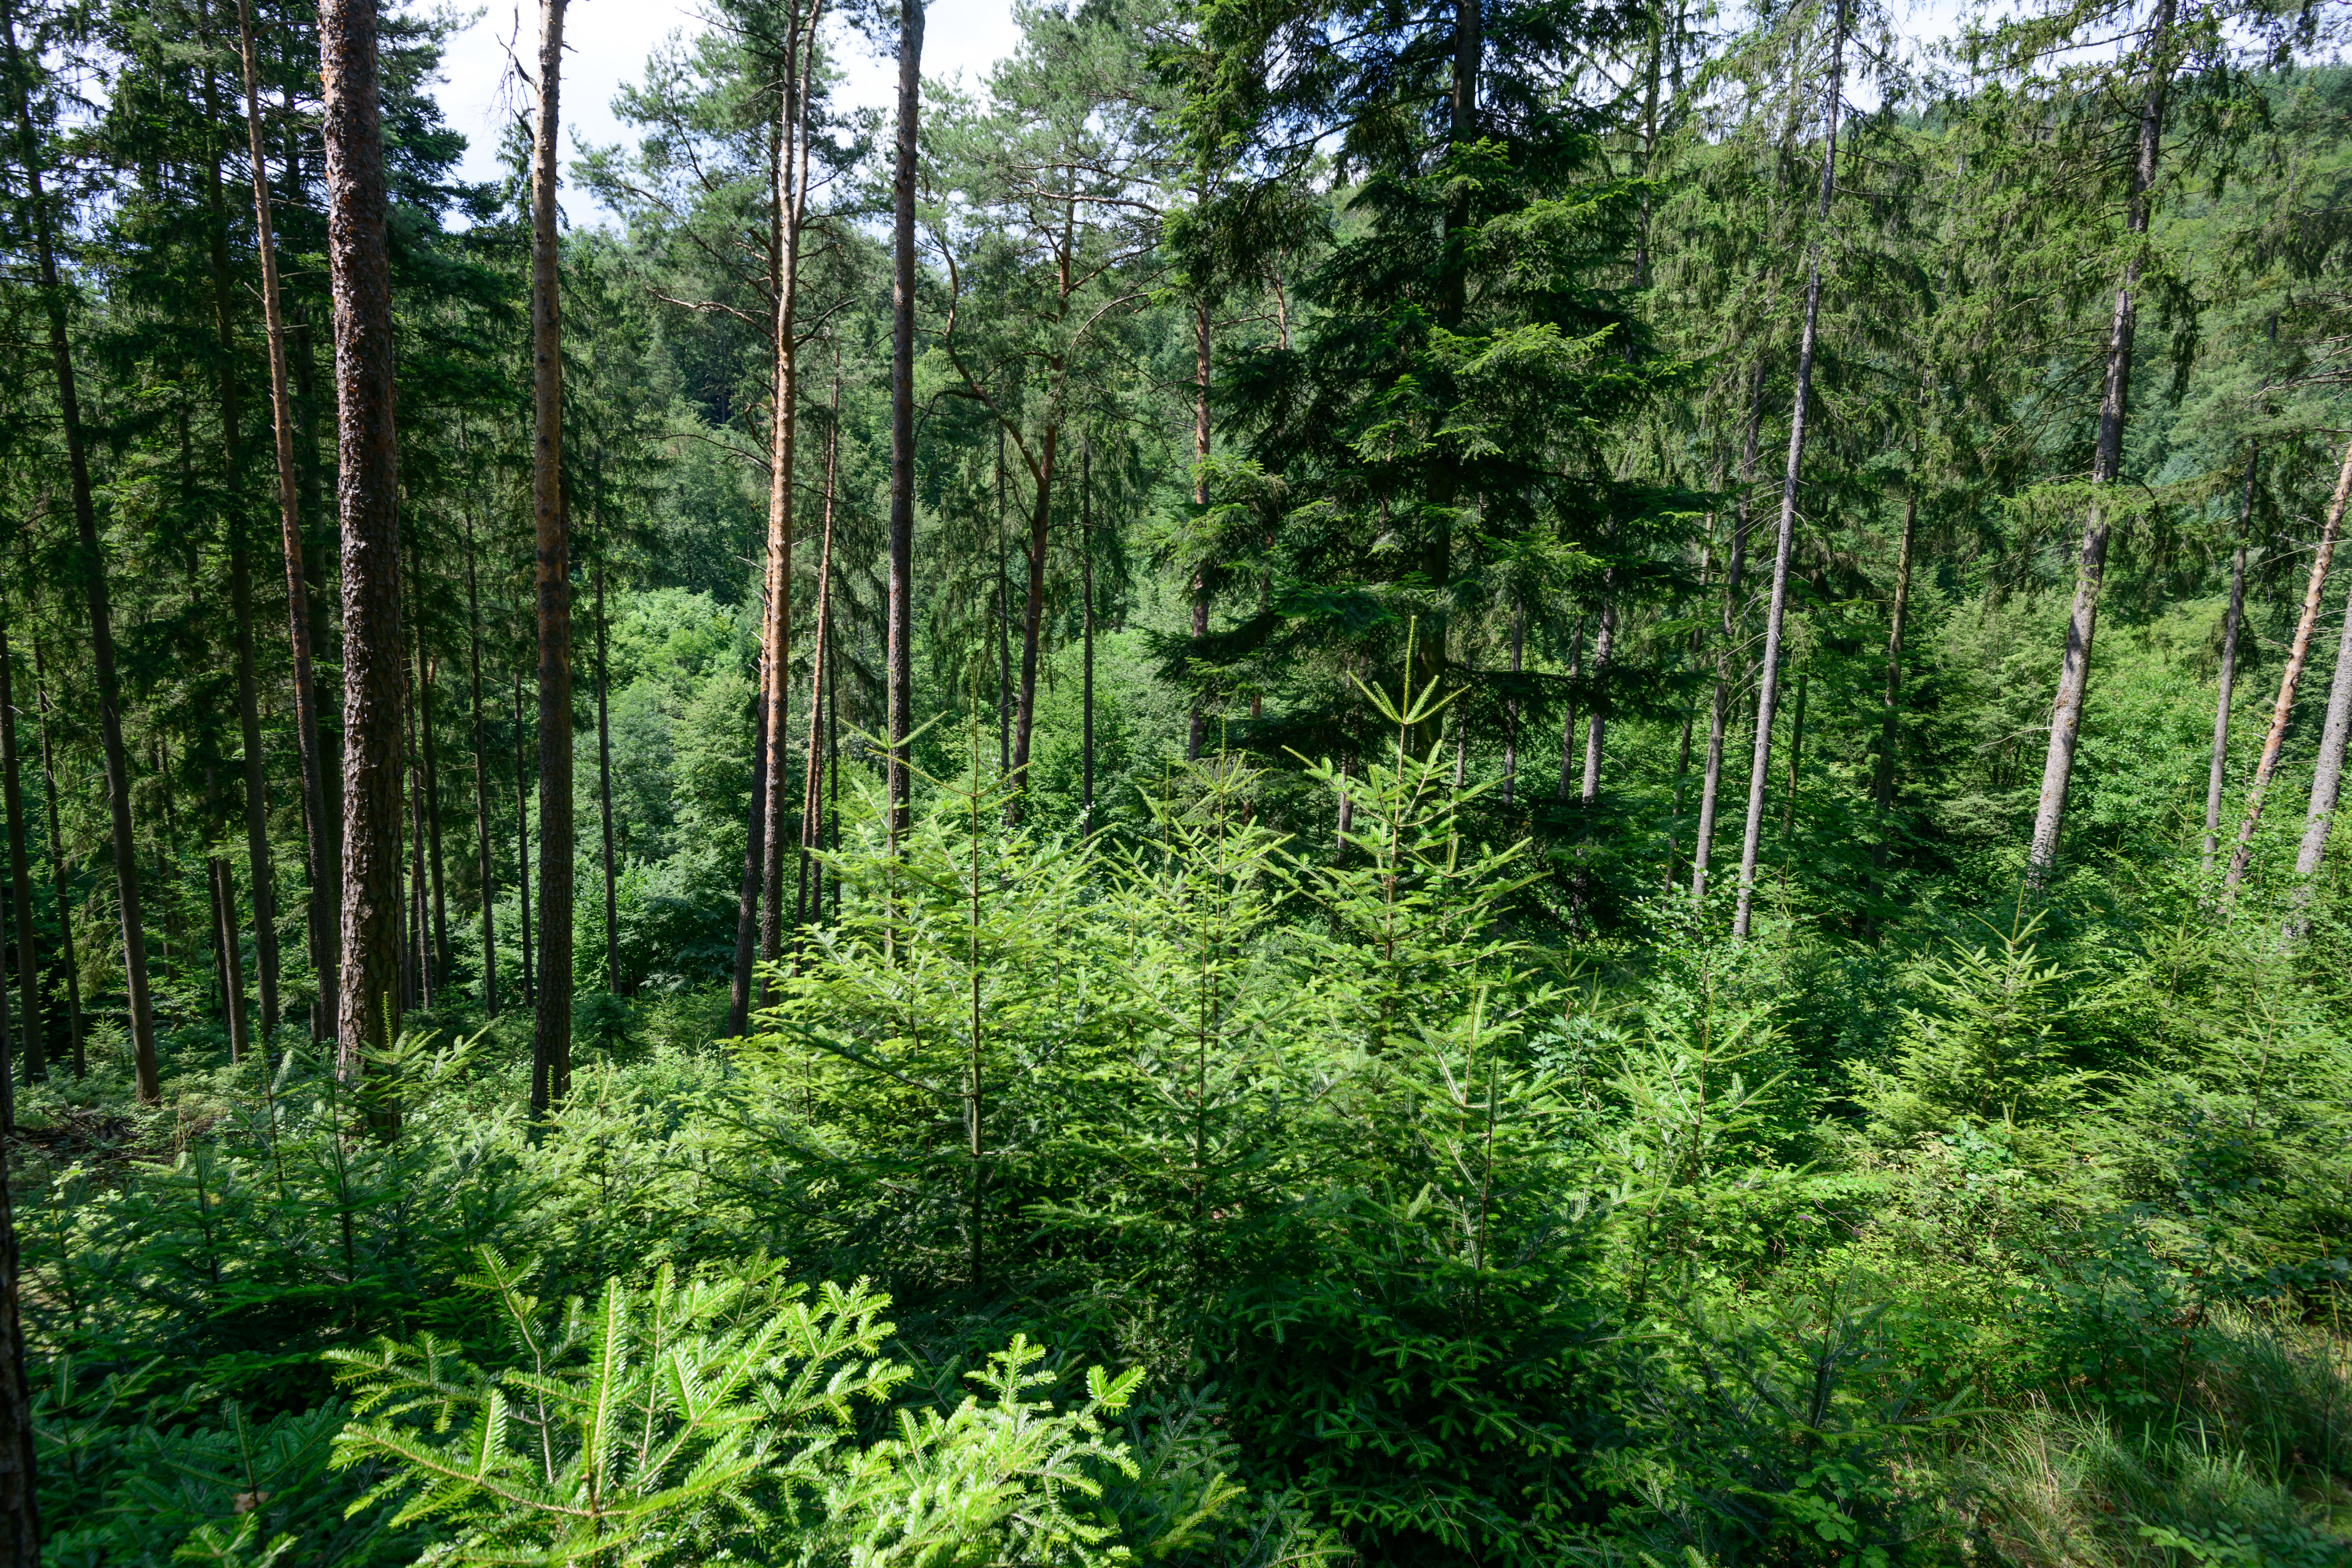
[{"x1": 24, "y1": 687, "x2": 2352, "y2": 1565}]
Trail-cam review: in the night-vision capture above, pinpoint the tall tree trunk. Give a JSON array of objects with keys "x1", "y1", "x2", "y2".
[
  {"x1": 2291, "y1": 565, "x2": 2352, "y2": 887},
  {"x1": 1781, "y1": 669, "x2": 1808, "y2": 845},
  {"x1": 509, "y1": 671, "x2": 535, "y2": 1006},
  {"x1": 1873, "y1": 484, "x2": 1916, "y2": 878},
  {"x1": 2203, "y1": 450, "x2": 2254, "y2": 874},
  {"x1": 1188, "y1": 300, "x2": 1210, "y2": 762},
  {"x1": 529, "y1": 0, "x2": 573, "y2": 1114},
  {"x1": 1693, "y1": 364, "x2": 1764, "y2": 900},
  {"x1": 758, "y1": 6, "x2": 819, "y2": 993},
  {"x1": 795, "y1": 370, "x2": 842, "y2": 939},
  {"x1": 2025, "y1": 0, "x2": 2177, "y2": 882},
  {"x1": 594, "y1": 559, "x2": 619, "y2": 993},
  {"x1": 2225, "y1": 434, "x2": 2352, "y2": 891},
  {"x1": 0, "y1": 1099, "x2": 41, "y2": 1562},
  {"x1": 1081, "y1": 440, "x2": 1095, "y2": 829},
  {"x1": 997, "y1": 425, "x2": 1011, "y2": 775},
  {"x1": 1009, "y1": 426, "x2": 1059, "y2": 805},
  {"x1": 462, "y1": 514, "x2": 497, "y2": 1016},
  {"x1": 4, "y1": 0, "x2": 159, "y2": 1102},
  {"x1": 406, "y1": 554, "x2": 449, "y2": 999},
  {"x1": 238, "y1": 0, "x2": 334, "y2": 1041},
  {"x1": 1735, "y1": 0, "x2": 1844, "y2": 941},
  {"x1": 886, "y1": 0, "x2": 924, "y2": 841},
  {"x1": 0, "y1": 630, "x2": 42, "y2": 1082},
  {"x1": 28, "y1": 642, "x2": 81, "y2": 1077},
  {"x1": 195, "y1": 39, "x2": 284, "y2": 1043}
]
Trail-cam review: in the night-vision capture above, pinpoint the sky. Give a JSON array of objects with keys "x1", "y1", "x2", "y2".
[
  {"x1": 431, "y1": 0, "x2": 1023, "y2": 219},
  {"x1": 427, "y1": 0, "x2": 1984, "y2": 224}
]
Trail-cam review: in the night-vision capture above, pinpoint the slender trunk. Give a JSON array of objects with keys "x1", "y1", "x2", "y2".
[
  {"x1": 1735, "y1": 0, "x2": 1843, "y2": 941},
  {"x1": 0, "y1": 1106, "x2": 40, "y2": 1562},
  {"x1": 795, "y1": 370, "x2": 842, "y2": 941},
  {"x1": 997, "y1": 425, "x2": 1011, "y2": 775},
  {"x1": 1188, "y1": 301, "x2": 1210, "y2": 762},
  {"x1": 529, "y1": 0, "x2": 573, "y2": 1114},
  {"x1": 1694, "y1": 365, "x2": 1765, "y2": 899},
  {"x1": 204, "y1": 767, "x2": 250, "y2": 1064},
  {"x1": 886, "y1": 0, "x2": 924, "y2": 839},
  {"x1": 238, "y1": 0, "x2": 334, "y2": 1037},
  {"x1": 1781, "y1": 669, "x2": 1808, "y2": 845},
  {"x1": 403, "y1": 661, "x2": 427, "y2": 1012},
  {"x1": 2292, "y1": 567, "x2": 2352, "y2": 886},
  {"x1": 5, "y1": 0, "x2": 158, "y2": 1100},
  {"x1": 509, "y1": 671, "x2": 535, "y2": 1006},
  {"x1": 2203, "y1": 450, "x2": 2254, "y2": 874},
  {"x1": 759, "y1": 8, "x2": 818, "y2": 991},
  {"x1": 1081, "y1": 441, "x2": 1095, "y2": 828},
  {"x1": 29, "y1": 644, "x2": 80, "y2": 1076},
  {"x1": 407, "y1": 556, "x2": 449, "y2": 998},
  {"x1": 462, "y1": 516, "x2": 497, "y2": 1016},
  {"x1": 592, "y1": 558, "x2": 618, "y2": 993},
  {"x1": 1502, "y1": 600, "x2": 1524, "y2": 805},
  {"x1": 1874, "y1": 485, "x2": 1916, "y2": 875},
  {"x1": 0, "y1": 630, "x2": 42, "y2": 1081},
  {"x1": 1667, "y1": 540, "x2": 1708, "y2": 884},
  {"x1": 1009, "y1": 426, "x2": 1058, "y2": 805},
  {"x1": 194, "y1": 43, "x2": 284, "y2": 1043},
  {"x1": 2026, "y1": 0, "x2": 2177, "y2": 881},
  {"x1": 1579, "y1": 590, "x2": 1615, "y2": 804},
  {"x1": 726, "y1": 661, "x2": 768, "y2": 1035},
  {"x1": 1556, "y1": 619, "x2": 1586, "y2": 799},
  {"x1": 2226, "y1": 434, "x2": 2352, "y2": 891}
]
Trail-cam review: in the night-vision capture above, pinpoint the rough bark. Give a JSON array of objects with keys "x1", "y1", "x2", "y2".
[
  {"x1": 0, "y1": 630, "x2": 42, "y2": 1082},
  {"x1": 886, "y1": 0, "x2": 923, "y2": 838},
  {"x1": 1734, "y1": 0, "x2": 1843, "y2": 941},
  {"x1": 529, "y1": 0, "x2": 573, "y2": 1114},
  {"x1": 5, "y1": 0, "x2": 159, "y2": 1100},
  {"x1": 2203, "y1": 451, "x2": 2254, "y2": 874},
  {"x1": 1693, "y1": 363, "x2": 1764, "y2": 900},
  {"x1": 320, "y1": 0, "x2": 405, "y2": 1089},
  {"x1": 2025, "y1": 0, "x2": 2177, "y2": 882},
  {"x1": 2227, "y1": 433, "x2": 2352, "y2": 891},
  {"x1": 594, "y1": 561, "x2": 618, "y2": 994}
]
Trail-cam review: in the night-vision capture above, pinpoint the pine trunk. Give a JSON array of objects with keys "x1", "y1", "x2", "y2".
[
  {"x1": 886, "y1": 0, "x2": 923, "y2": 840},
  {"x1": 2025, "y1": 0, "x2": 2176, "y2": 882},
  {"x1": 594, "y1": 562, "x2": 619, "y2": 994},
  {"x1": 529, "y1": 0, "x2": 573, "y2": 1114},
  {"x1": 2203, "y1": 451, "x2": 2254, "y2": 873},
  {"x1": 1735, "y1": 0, "x2": 1844, "y2": 941},
  {"x1": 795, "y1": 375, "x2": 842, "y2": 940},
  {"x1": 1693, "y1": 363, "x2": 1764, "y2": 900},
  {"x1": 5, "y1": 3, "x2": 159, "y2": 1101},
  {"x1": 28, "y1": 645, "x2": 81, "y2": 1077},
  {"x1": 0, "y1": 631, "x2": 42, "y2": 1082},
  {"x1": 237, "y1": 0, "x2": 334, "y2": 1037},
  {"x1": 2225, "y1": 434, "x2": 2352, "y2": 890},
  {"x1": 462, "y1": 516, "x2": 497, "y2": 1016}
]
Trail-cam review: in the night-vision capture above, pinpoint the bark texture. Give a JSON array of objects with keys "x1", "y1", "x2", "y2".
[
  {"x1": 320, "y1": 0, "x2": 405, "y2": 1085},
  {"x1": 886, "y1": 0, "x2": 924, "y2": 836},
  {"x1": 529, "y1": 0, "x2": 573, "y2": 1113}
]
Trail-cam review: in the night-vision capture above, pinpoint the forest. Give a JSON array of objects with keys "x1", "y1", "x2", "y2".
[{"x1": 0, "y1": 0, "x2": 2350, "y2": 1558}]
